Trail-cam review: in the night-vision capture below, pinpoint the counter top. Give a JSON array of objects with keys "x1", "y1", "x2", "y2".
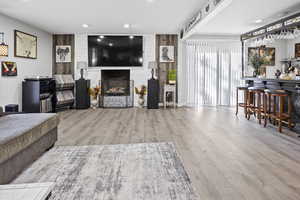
[{"x1": 242, "y1": 77, "x2": 300, "y2": 84}]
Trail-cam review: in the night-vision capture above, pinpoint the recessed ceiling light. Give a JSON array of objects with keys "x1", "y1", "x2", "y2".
[
  {"x1": 97, "y1": 38, "x2": 102, "y2": 42},
  {"x1": 100, "y1": 35, "x2": 105, "y2": 39},
  {"x1": 82, "y1": 24, "x2": 89, "y2": 28},
  {"x1": 255, "y1": 19, "x2": 263, "y2": 24},
  {"x1": 123, "y1": 24, "x2": 130, "y2": 29},
  {"x1": 109, "y1": 43, "x2": 113, "y2": 47},
  {"x1": 129, "y1": 35, "x2": 134, "y2": 39}
]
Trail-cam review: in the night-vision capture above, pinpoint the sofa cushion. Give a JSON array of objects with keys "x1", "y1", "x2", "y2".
[{"x1": 0, "y1": 114, "x2": 59, "y2": 164}]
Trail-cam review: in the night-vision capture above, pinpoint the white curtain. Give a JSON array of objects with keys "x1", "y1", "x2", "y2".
[{"x1": 186, "y1": 40, "x2": 242, "y2": 107}]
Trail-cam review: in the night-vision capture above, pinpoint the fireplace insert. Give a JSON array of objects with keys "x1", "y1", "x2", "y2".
[{"x1": 99, "y1": 70, "x2": 133, "y2": 108}]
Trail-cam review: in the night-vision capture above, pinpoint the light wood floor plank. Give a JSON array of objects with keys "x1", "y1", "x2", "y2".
[{"x1": 56, "y1": 107, "x2": 300, "y2": 200}]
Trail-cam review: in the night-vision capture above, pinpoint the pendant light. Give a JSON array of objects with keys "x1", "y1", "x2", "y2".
[{"x1": 0, "y1": 32, "x2": 8, "y2": 57}]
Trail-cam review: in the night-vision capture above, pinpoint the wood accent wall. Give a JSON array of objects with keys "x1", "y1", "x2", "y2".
[
  {"x1": 155, "y1": 34, "x2": 178, "y2": 102},
  {"x1": 52, "y1": 34, "x2": 75, "y2": 75}
]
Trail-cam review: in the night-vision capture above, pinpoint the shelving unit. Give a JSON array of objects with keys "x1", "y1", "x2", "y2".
[
  {"x1": 22, "y1": 77, "x2": 56, "y2": 113},
  {"x1": 54, "y1": 74, "x2": 75, "y2": 111}
]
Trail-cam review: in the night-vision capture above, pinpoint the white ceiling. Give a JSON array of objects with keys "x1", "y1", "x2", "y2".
[
  {"x1": 194, "y1": 0, "x2": 300, "y2": 36},
  {"x1": 0, "y1": 0, "x2": 207, "y2": 34}
]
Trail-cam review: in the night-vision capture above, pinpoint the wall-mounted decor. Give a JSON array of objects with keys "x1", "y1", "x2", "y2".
[
  {"x1": 1, "y1": 61, "x2": 17, "y2": 76},
  {"x1": 0, "y1": 32, "x2": 8, "y2": 57},
  {"x1": 56, "y1": 45, "x2": 71, "y2": 63},
  {"x1": 160, "y1": 46, "x2": 175, "y2": 63},
  {"x1": 14, "y1": 30, "x2": 37, "y2": 59},
  {"x1": 248, "y1": 47, "x2": 275, "y2": 66},
  {"x1": 295, "y1": 43, "x2": 300, "y2": 58}
]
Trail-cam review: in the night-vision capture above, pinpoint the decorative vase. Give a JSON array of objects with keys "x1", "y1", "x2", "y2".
[
  {"x1": 91, "y1": 96, "x2": 98, "y2": 109},
  {"x1": 138, "y1": 96, "x2": 145, "y2": 108}
]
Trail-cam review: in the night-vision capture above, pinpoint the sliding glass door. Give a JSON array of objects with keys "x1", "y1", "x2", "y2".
[{"x1": 185, "y1": 41, "x2": 242, "y2": 107}]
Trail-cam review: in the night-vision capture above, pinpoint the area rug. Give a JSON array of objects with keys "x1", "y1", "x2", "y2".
[{"x1": 13, "y1": 142, "x2": 197, "y2": 200}]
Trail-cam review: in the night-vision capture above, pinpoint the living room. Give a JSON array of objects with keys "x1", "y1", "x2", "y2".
[{"x1": 1, "y1": 0, "x2": 300, "y2": 199}]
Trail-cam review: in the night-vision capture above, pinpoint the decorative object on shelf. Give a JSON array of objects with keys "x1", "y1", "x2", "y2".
[
  {"x1": 135, "y1": 85, "x2": 147, "y2": 108},
  {"x1": 77, "y1": 61, "x2": 88, "y2": 80},
  {"x1": 295, "y1": 43, "x2": 300, "y2": 58},
  {"x1": 148, "y1": 61, "x2": 158, "y2": 80},
  {"x1": 14, "y1": 30, "x2": 37, "y2": 59},
  {"x1": 160, "y1": 46, "x2": 175, "y2": 63},
  {"x1": 0, "y1": 32, "x2": 8, "y2": 57},
  {"x1": 89, "y1": 86, "x2": 101, "y2": 109},
  {"x1": 1, "y1": 61, "x2": 17, "y2": 76},
  {"x1": 56, "y1": 45, "x2": 71, "y2": 63},
  {"x1": 275, "y1": 69, "x2": 281, "y2": 79},
  {"x1": 168, "y1": 69, "x2": 176, "y2": 84}
]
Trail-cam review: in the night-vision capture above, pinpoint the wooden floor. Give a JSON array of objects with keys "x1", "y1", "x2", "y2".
[{"x1": 57, "y1": 107, "x2": 300, "y2": 200}]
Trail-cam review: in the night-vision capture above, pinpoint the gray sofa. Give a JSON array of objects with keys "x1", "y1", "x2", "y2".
[{"x1": 0, "y1": 113, "x2": 59, "y2": 184}]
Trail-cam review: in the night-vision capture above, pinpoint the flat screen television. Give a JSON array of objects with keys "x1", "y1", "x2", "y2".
[{"x1": 88, "y1": 35, "x2": 143, "y2": 67}]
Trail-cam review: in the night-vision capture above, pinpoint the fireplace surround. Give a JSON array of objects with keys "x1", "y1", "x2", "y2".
[{"x1": 99, "y1": 70, "x2": 134, "y2": 108}]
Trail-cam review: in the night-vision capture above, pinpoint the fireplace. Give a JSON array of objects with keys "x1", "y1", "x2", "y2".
[
  {"x1": 101, "y1": 70, "x2": 130, "y2": 96},
  {"x1": 100, "y1": 70, "x2": 134, "y2": 108}
]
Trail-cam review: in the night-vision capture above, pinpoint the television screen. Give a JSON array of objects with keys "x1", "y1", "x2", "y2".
[{"x1": 88, "y1": 35, "x2": 143, "y2": 67}]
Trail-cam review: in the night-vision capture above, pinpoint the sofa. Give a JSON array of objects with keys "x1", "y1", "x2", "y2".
[{"x1": 0, "y1": 113, "x2": 59, "y2": 184}]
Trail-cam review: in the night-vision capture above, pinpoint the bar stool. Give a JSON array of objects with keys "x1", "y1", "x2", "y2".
[
  {"x1": 247, "y1": 87, "x2": 265, "y2": 124},
  {"x1": 264, "y1": 89, "x2": 292, "y2": 133},
  {"x1": 236, "y1": 86, "x2": 248, "y2": 117}
]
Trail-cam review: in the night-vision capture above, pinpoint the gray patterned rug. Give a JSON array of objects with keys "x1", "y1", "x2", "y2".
[{"x1": 13, "y1": 143, "x2": 197, "y2": 200}]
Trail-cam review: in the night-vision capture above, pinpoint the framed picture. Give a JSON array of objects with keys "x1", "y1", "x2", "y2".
[
  {"x1": 295, "y1": 43, "x2": 300, "y2": 58},
  {"x1": 248, "y1": 47, "x2": 276, "y2": 66},
  {"x1": 1, "y1": 61, "x2": 17, "y2": 76},
  {"x1": 14, "y1": 30, "x2": 37, "y2": 59},
  {"x1": 160, "y1": 46, "x2": 175, "y2": 63},
  {"x1": 56, "y1": 45, "x2": 72, "y2": 63}
]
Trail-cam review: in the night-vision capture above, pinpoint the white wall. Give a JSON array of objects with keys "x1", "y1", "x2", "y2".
[
  {"x1": 74, "y1": 34, "x2": 155, "y2": 106},
  {"x1": 287, "y1": 35, "x2": 300, "y2": 58},
  {"x1": 0, "y1": 13, "x2": 52, "y2": 109}
]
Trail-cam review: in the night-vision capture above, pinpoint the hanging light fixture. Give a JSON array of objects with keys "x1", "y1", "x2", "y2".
[{"x1": 0, "y1": 32, "x2": 8, "y2": 57}]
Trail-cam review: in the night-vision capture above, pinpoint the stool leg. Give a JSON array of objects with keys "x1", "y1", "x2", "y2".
[
  {"x1": 264, "y1": 94, "x2": 268, "y2": 127},
  {"x1": 278, "y1": 96, "x2": 284, "y2": 133},
  {"x1": 258, "y1": 92, "x2": 261, "y2": 124},
  {"x1": 288, "y1": 95, "x2": 292, "y2": 129},
  {"x1": 247, "y1": 91, "x2": 251, "y2": 120},
  {"x1": 236, "y1": 88, "x2": 239, "y2": 116},
  {"x1": 273, "y1": 96, "x2": 277, "y2": 125},
  {"x1": 244, "y1": 90, "x2": 248, "y2": 118}
]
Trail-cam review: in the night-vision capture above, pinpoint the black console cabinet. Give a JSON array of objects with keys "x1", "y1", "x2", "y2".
[
  {"x1": 76, "y1": 79, "x2": 90, "y2": 109},
  {"x1": 147, "y1": 79, "x2": 159, "y2": 109},
  {"x1": 22, "y1": 78, "x2": 56, "y2": 113}
]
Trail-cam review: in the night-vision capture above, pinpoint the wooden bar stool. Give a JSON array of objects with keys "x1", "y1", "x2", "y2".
[
  {"x1": 247, "y1": 87, "x2": 265, "y2": 124},
  {"x1": 264, "y1": 89, "x2": 292, "y2": 133},
  {"x1": 236, "y1": 86, "x2": 248, "y2": 117}
]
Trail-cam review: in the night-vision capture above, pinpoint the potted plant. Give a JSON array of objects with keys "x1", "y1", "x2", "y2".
[
  {"x1": 168, "y1": 69, "x2": 177, "y2": 85},
  {"x1": 135, "y1": 85, "x2": 147, "y2": 108},
  {"x1": 249, "y1": 54, "x2": 266, "y2": 77},
  {"x1": 88, "y1": 86, "x2": 101, "y2": 109}
]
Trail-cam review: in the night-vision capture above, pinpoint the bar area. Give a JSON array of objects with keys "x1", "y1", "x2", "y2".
[{"x1": 238, "y1": 12, "x2": 300, "y2": 135}]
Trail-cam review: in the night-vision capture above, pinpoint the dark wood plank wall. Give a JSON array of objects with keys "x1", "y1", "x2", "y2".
[
  {"x1": 155, "y1": 34, "x2": 178, "y2": 102},
  {"x1": 52, "y1": 34, "x2": 75, "y2": 76}
]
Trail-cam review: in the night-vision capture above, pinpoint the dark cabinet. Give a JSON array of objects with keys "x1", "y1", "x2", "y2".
[
  {"x1": 147, "y1": 79, "x2": 159, "y2": 109},
  {"x1": 76, "y1": 79, "x2": 90, "y2": 109},
  {"x1": 22, "y1": 78, "x2": 56, "y2": 113}
]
